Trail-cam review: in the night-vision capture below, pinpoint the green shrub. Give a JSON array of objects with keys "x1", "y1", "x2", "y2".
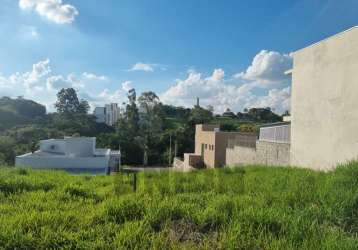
[{"x1": 104, "y1": 197, "x2": 146, "y2": 224}]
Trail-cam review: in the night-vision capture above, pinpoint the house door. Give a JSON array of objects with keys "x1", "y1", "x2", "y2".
[{"x1": 201, "y1": 143, "x2": 205, "y2": 158}]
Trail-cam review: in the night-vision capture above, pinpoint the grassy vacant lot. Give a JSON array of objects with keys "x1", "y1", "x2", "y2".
[{"x1": 1, "y1": 164, "x2": 358, "y2": 249}]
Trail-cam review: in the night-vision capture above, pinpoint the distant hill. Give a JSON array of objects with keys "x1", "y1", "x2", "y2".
[{"x1": 0, "y1": 97, "x2": 46, "y2": 131}]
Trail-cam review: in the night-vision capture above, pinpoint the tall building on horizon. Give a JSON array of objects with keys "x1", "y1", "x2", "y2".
[{"x1": 93, "y1": 103, "x2": 121, "y2": 126}]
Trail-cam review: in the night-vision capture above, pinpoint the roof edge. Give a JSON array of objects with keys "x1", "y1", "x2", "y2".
[
  {"x1": 259, "y1": 121, "x2": 291, "y2": 128},
  {"x1": 292, "y1": 25, "x2": 358, "y2": 55}
]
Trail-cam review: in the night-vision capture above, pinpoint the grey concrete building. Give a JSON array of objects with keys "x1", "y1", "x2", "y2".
[{"x1": 93, "y1": 103, "x2": 121, "y2": 126}]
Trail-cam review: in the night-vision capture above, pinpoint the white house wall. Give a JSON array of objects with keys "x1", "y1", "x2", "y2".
[
  {"x1": 40, "y1": 140, "x2": 66, "y2": 154},
  {"x1": 64, "y1": 137, "x2": 95, "y2": 157},
  {"x1": 15, "y1": 155, "x2": 109, "y2": 171}
]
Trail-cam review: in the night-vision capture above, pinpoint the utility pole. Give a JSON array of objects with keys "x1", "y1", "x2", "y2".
[
  {"x1": 169, "y1": 133, "x2": 172, "y2": 166},
  {"x1": 174, "y1": 139, "x2": 178, "y2": 159}
]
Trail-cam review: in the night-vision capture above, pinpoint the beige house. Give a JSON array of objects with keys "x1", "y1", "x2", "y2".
[
  {"x1": 178, "y1": 124, "x2": 257, "y2": 169},
  {"x1": 288, "y1": 26, "x2": 358, "y2": 170}
]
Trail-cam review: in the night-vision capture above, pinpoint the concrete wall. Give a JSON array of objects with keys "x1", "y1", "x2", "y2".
[
  {"x1": 226, "y1": 145, "x2": 257, "y2": 166},
  {"x1": 173, "y1": 157, "x2": 195, "y2": 172},
  {"x1": 39, "y1": 137, "x2": 96, "y2": 157},
  {"x1": 290, "y1": 26, "x2": 358, "y2": 170},
  {"x1": 226, "y1": 141, "x2": 290, "y2": 167},
  {"x1": 40, "y1": 140, "x2": 66, "y2": 154},
  {"x1": 65, "y1": 137, "x2": 95, "y2": 157},
  {"x1": 256, "y1": 141, "x2": 290, "y2": 166},
  {"x1": 15, "y1": 154, "x2": 110, "y2": 170},
  {"x1": 214, "y1": 132, "x2": 253, "y2": 168},
  {"x1": 184, "y1": 153, "x2": 203, "y2": 168}
]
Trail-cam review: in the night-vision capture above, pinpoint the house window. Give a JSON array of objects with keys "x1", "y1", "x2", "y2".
[
  {"x1": 205, "y1": 144, "x2": 208, "y2": 149},
  {"x1": 212, "y1": 145, "x2": 215, "y2": 151}
]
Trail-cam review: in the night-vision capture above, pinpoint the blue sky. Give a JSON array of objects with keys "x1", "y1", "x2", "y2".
[{"x1": 1, "y1": 0, "x2": 358, "y2": 113}]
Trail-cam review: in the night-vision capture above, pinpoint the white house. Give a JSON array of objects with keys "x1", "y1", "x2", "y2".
[{"x1": 15, "y1": 137, "x2": 120, "y2": 174}]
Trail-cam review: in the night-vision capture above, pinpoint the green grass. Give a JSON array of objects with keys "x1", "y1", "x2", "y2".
[{"x1": 1, "y1": 163, "x2": 358, "y2": 249}]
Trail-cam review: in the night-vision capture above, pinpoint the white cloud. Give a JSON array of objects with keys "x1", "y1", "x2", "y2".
[
  {"x1": 28, "y1": 59, "x2": 51, "y2": 80},
  {"x1": 7, "y1": 59, "x2": 51, "y2": 90},
  {"x1": 0, "y1": 50, "x2": 291, "y2": 114},
  {"x1": 161, "y1": 69, "x2": 291, "y2": 114},
  {"x1": 160, "y1": 69, "x2": 258, "y2": 113},
  {"x1": 82, "y1": 72, "x2": 108, "y2": 81},
  {"x1": 0, "y1": 59, "x2": 112, "y2": 112},
  {"x1": 19, "y1": 0, "x2": 79, "y2": 24},
  {"x1": 251, "y1": 87, "x2": 291, "y2": 113},
  {"x1": 0, "y1": 59, "x2": 53, "y2": 109},
  {"x1": 130, "y1": 62, "x2": 154, "y2": 72},
  {"x1": 97, "y1": 88, "x2": 126, "y2": 104},
  {"x1": 121, "y1": 81, "x2": 133, "y2": 92},
  {"x1": 46, "y1": 75, "x2": 75, "y2": 90},
  {"x1": 234, "y1": 50, "x2": 292, "y2": 86},
  {"x1": 160, "y1": 50, "x2": 292, "y2": 115}
]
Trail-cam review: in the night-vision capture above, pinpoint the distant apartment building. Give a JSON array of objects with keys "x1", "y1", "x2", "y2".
[
  {"x1": 94, "y1": 103, "x2": 121, "y2": 126},
  {"x1": 94, "y1": 107, "x2": 106, "y2": 123},
  {"x1": 15, "y1": 137, "x2": 120, "y2": 174}
]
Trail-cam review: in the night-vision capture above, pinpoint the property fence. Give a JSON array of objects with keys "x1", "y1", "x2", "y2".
[{"x1": 259, "y1": 124, "x2": 291, "y2": 143}]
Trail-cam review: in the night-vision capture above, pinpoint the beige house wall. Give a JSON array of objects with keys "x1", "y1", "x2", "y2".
[
  {"x1": 194, "y1": 125, "x2": 217, "y2": 168},
  {"x1": 290, "y1": 26, "x2": 358, "y2": 170},
  {"x1": 194, "y1": 124, "x2": 257, "y2": 168}
]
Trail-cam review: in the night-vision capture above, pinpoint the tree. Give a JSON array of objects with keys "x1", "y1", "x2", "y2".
[
  {"x1": 137, "y1": 91, "x2": 164, "y2": 166},
  {"x1": 188, "y1": 106, "x2": 213, "y2": 125},
  {"x1": 77, "y1": 100, "x2": 90, "y2": 114},
  {"x1": 247, "y1": 107, "x2": 282, "y2": 123},
  {"x1": 55, "y1": 88, "x2": 88, "y2": 115},
  {"x1": 126, "y1": 89, "x2": 140, "y2": 132},
  {"x1": 115, "y1": 88, "x2": 142, "y2": 165},
  {"x1": 0, "y1": 136, "x2": 16, "y2": 165},
  {"x1": 207, "y1": 105, "x2": 214, "y2": 114},
  {"x1": 161, "y1": 105, "x2": 190, "y2": 120}
]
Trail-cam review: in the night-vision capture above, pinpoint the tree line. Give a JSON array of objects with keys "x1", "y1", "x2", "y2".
[{"x1": 0, "y1": 87, "x2": 283, "y2": 166}]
